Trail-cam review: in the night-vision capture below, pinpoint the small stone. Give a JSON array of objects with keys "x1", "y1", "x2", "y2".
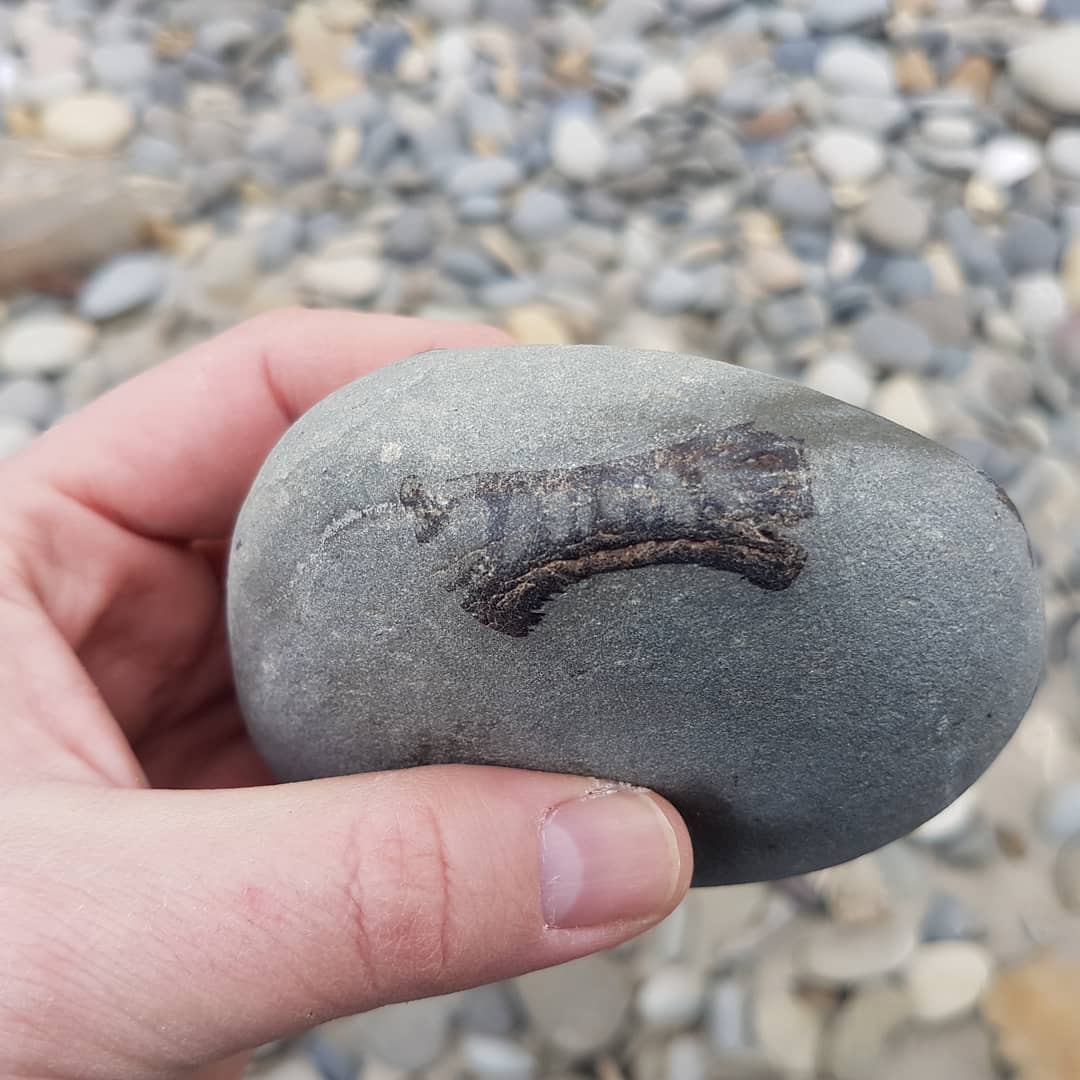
[
  {"x1": 767, "y1": 170, "x2": 833, "y2": 228},
  {"x1": 904, "y1": 295, "x2": 972, "y2": 347},
  {"x1": 755, "y1": 983, "x2": 823, "y2": 1075},
  {"x1": 894, "y1": 48, "x2": 936, "y2": 93},
  {"x1": 695, "y1": 265, "x2": 733, "y2": 315},
  {"x1": 1000, "y1": 213, "x2": 1061, "y2": 275},
  {"x1": 128, "y1": 134, "x2": 183, "y2": 177},
  {"x1": 948, "y1": 55, "x2": 994, "y2": 103},
  {"x1": 551, "y1": 114, "x2": 609, "y2": 184},
  {"x1": 758, "y1": 293, "x2": 827, "y2": 341},
  {"x1": 1047, "y1": 128, "x2": 1080, "y2": 179},
  {"x1": 0, "y1": 314, "x2": 96, "y2": 377},
  {"x1": 0, "y1": 416, "x2": 35, "y2": 459},
  {"x1": 1013, "y1": 274, "x2": 1068, "y2": 337},
  {"x1": 984, "y1": 957, "x2": 1080, "y2": 1080},
  {"x1": 856, "y1": 178, "x2": 931, "y2": 253},
  {"x1": 824, "y1": 984, "x2": 910, "y2": 1080},
  {"x1": 879, "y1": 259, "x2": 935, "y2": 305},
  {"x1": 41, "y1": 92, "x2": 134, "y2": 154},
  {"x1": 516, "y1": 953, "x2": 632, "y2": 1056},
  {"x1": 807, "y1": 0, "x2": 888, "y2": 32},
  {"x1": 1035, "y1": 780, "x2": 1080, "y2": 843},
  {"x1": 0, "y1": 378, "x2": 59, "y2": 428},
  {"x1": 635, "y1": 965, "x2": 706, "y2": 1031},
  {"x1": 510, "y1": 189, "x2": 571, "y2": 240},
  {"x1": 1053, "y1": 838, "x2": 1080, "y2": 912},
  {"x1": 455, "y1": 983, "x2": 521, "y2": 1037},
  {"x1": 643, "y1": 266, "x2": 700, "y2": 315},
  {"x1": 631, "y1": 63, "x2": 690, "y2": 116},
  {"x1": 89, "y1": 41, "x2": 154, "y2": 90},
  {"x1": 872, "y1": 374, "x2": 935, "y2": 436},
  {"x1": 818, "y1": 40, "x2": 894, "y2": 95},
  {"x1": 460, "y1": 1034, "x2": 536, "y2": 1080},
  {"x1": 384, "y1": 208, "x2": 437, "y2": 263},
  {"x1": 921, "y1": 892, "x2": 985, "y2": 942},
  {"x1": 905, "y1": 941, "x2": 992, "y2": 1023},
  {"x1": 256, "y1": 213, "x2": 305, "y2": 272},
  {"x1": 706, "y1": 976, "x2": 753, "y2": 1056},
  {"x1": 800, "y1": 913, "x2": 920, "y2": 984},
  {"x1": 300, "y1": 255, "x2": 384, "y2": 303},
  {"x1": 322, "y1": 995, "x2": 457, "y2": 1071},
  {"x1": 197, "y1": 17, "x2": 257, "y2": 58},
  {"x1": 448, "y1": 157, "x2": 523, "y2": 199},
  {"x1": 439, "y1": 247, "x2": 501, "y2": 288},
  {"x1": 877, "y1": 1021, "x2": 997, "y2": 1080},
  {"x1": 802, "y1": 353, "x2": 873, "y2": 408},
  {"x1": 277, "y1": 126, "x2": 327, "y2": 183},
  {"x1": 810, "y1": 128, "x2": 886, "y2": 185},
  {"x1": 1008, "y1": 29, "x2": 1080, "y2": 116},
  {"x1": 853, "y1": 311, "x2": 933, "y2": 371},
  {"x1": 665, "y1": 1035, "x2": 708, "y2": 1080},
  {"x1": 505, "y1": 305, "x2": 572, "y2": 344},
  {"x1": 748, "y1": 246, "x2": 804, "y2": 293},
  {"x1": 922, "y1": 113, "x2": 978, "y2": 149},
  {"x1": 77, "y1": 253, "x2": 170, "y2": 322},
  {"x1": 978, "y1": 135, "x2": 1042, "y2": 188}
]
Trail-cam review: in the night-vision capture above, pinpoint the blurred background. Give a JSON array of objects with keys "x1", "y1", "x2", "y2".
[{"x1": 0, "y1": 0, "x2": 1078, "y2": 1076}]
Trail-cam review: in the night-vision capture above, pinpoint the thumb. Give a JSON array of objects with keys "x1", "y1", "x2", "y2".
[{"x1": 5, "y1": 768, "x2": 691, "y2": 1077}]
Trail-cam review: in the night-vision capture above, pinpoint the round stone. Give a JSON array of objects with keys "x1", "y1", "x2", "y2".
[
  {"x1": 551, "y1": 114, "x2": 609, "y2": 184},
  {"x1": 228, "y1": 346, "x2": 1044, "y2": 886},
  {"x1": 510, "y1": 189, "x2": 572, "y2": 240},
  {"x1": 1047, "y1": 128, "x2": 1080, "y2": 179},
  {"x1": 1008, "y1": 29, "x2": 1080, "y2": 115},
  {"x1": 643, "y1": 266, "x2": 700, "y2": 315},
  {"x1": 810, "y1": 128, "x2": 886, "y2": 185},
  {"x1": 0, "y1": 314, "x2": 95, "y2": 376},
  {"x1": 767, "y1": 170, "x2": 834, "y2": 228},
  {"x1": 817, "y1": 40, "x2": 894, "y2": 96},
  {"x1": 905, "y1": 942, "x2": 993, "y2": 1022},
  {"x1": 1035, "y1": 780, "x2": 1080, "y2": 843},
  {"x1": 41, "y1": 92, "x2": 134, "y2": 154}
]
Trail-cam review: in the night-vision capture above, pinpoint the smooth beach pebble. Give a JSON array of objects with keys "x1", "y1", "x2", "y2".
[{"x1": 227, "y1": 346, "x2": 1044, "y2": 886}]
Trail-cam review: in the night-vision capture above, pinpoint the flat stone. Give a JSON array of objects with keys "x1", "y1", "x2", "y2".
[
  {"x1": 448, "y1": 157, "x2": 523, "y2": 199},
  {"x1": 871, "y1": 374, "x2": 935, "y2": 437},
  {"x1": 856, "y1": 178, "x2": 931, "y2": 253},
  {"x1": 229, "y1": 346, "x2": 1044, "y2": 886},
  {"x1": 635, "y1": 965, "x2": 706, "y2": 1030},
  {"x1": 810, "y1": 128, "x2": 886, "y2": 185},
  {"x1": 853, "y1": 310, "x2": 934, "y2": 371},
  {"x1": 665, "y1": 1035, "x2": 708, "y2": 1080},
  {"x1": 920, "y1": 891, "x2": 985, "y2": 942},
  {"x1": 904, "y1": 295, "x2": 973, "y2": 347},
  {"x1": 905, "y1": 941, "x2": 993, "y2": 1022},
  {"x1": 514, "y1": 953, "x2": 632, "y2": 1056},
  {"x1": 1013, "y1": 274, "x2": 1068, "y2": 337},
  {"x1": 321, "y1": 995, "x2": 457, "y2": 1071},
  {"x1": 455, "y1": 983, "x2": 522, "y2": 1037},
  {"x1": 89, "y1": 41, "x2": 154, "y2": 90},
  {"x1": 41, "y1": 91, "x2": 134, "y2": 154},
  {"x1": 77, "y1": 252, "x2": 170, "y2": 321},
  {"x1": 1009, "y1": 29, "x2": 1080, "y2": 115},
  {"x1": 256, "y1": 213, "x2": 304, "y2": 272},
  {"x1": 757, "y1": 293, "x2": 827, "y2": 342},
  {"x1": 800, "y1": 913, "x2": 919, "y2": 984},
  {"x1": 877, "y1": 1020, "x2": 997, "y2": 1080},
  {"x1": 0, "y1": 314, "x2": 95, "y2": 377}
]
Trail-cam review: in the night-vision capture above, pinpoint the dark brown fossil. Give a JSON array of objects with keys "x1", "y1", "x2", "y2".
[{"x1": 399, "y1": 423, "x2": 814, "y2": 637}]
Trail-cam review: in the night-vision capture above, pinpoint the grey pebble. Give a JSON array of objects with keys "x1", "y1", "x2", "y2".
[
  {"x1": 127, "y1": 134, "x2": 183, "y2": 177},
  {"x1": 256, "y1": 212, "x2": 304, "y2": 272},
  {"x1": 921, "y1": 892, "x2": 986, "y2": 942},
  {"x1": 768, "y1": 170, "x2": 833, "y2": 228},
  {"x1": 324, "y1": 995, "x2": 456, "y2": 1071},
  {"x1": 510, "y1": 188, "x2": 571, "y2": 240},
  {"x1": 999, "y1": 213, "x2": 1062, "y2": 275},
  {"x1": 303, "y1": 211, "x2": 344, "y2": 252},
  {"x1": 807, "y1": 0, "x2": 888, "y2": 32},
  {"x1": 853, "y1": 310, "x2": 934, "y2": 371},
  {"x1": 666, "y1": 1035, "x2": 709, "y2": 1080},
  {"x1": 879, "y1": 259, "x2": 936, "y2": 306},
  {"x1": 461, "y1": 1034, "x2": 536, "y2": 1080},
  {"x1": 438, "y1": 246, "x2": 503, "y2": 287},
  {"x1": 455, "y1": 983, "x2": 522, "y2": 1037},
  {"x1": 76, "y1": 252, "x2": 170, "y2": 322},
  {"x1": 942, "y1": 209, "x2": 1009, "y2": 290},
  {"x1": 758, "y1": 293, "x2": 827, "y2": 342},
  {"x1": 905, "y1": 295, "x2": 973, "y2": 347},
  {"x1": 1035, "y1": 780, "x2": 1080, "y2": 843},
  {"x1": 187, "y1": 158, "x2": 248, "y2": 214},
  {"x1": 448, "y1": 156, "x2": 523, "y2": 199},
  {"x1": 458, "y1": 194, "x2": 506, "y2": 224},
  {"x1": 229, "y1": 346, "x2": 1043, "y2": 885},
  {"x1": 277, "y1": 126, "x2": 327, "y2": 184},
  {"x1": 857, "y1": 178, "x2": 931, "y2": 254},
  {"x1": 707, "y1": 977, "x2": 753, "y2": 1056},
  {"x1": 480, "y1": 277, "x2": 538, "y2": 308},
  {"x1": 643, "y1": 266, "x2": 700, "y2": 315},
  {"x1": 0, "y1": 377, "x2": 60, "y2": 429},
  {"x1": 1047, "y1": 128, "x2": 1080, "y2": 179},
  {"x1": 384, "y1": 207, "x2": 437, "y2": 263},
  {"x1": 773, "y1": 39, "x2": 823, "y2": 76},
  {"x1": 90, "y1": 40, "x2": 154, "y2": 89},
  {"x1": 695, "y1": 264, "x2": 733, "y2": 315}
]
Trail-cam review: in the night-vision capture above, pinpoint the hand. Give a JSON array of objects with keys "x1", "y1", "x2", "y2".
[{"x1": 0, "y1": 310, "x2": 692, "y2": 1080}]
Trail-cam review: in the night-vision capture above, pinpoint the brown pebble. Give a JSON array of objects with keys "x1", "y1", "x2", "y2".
[
  {"x1": 948, "y1": 55, "x2": 995, "y2": 103},
  {"x1": 895, "y1": 49, "x2": 937, "y2": 93},
  {"x1": 741, "y1": 107, "x2": 798, "y2": 142}
]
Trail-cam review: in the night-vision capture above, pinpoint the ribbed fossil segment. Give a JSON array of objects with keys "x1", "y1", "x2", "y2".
[{"x1": 399, "y1": 425, "x2": 814, "y2": 636}]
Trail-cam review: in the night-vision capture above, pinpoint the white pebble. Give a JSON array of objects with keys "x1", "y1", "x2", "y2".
[
  {"x1": 810, "y1": 128, "x2": 886, "y2": 185},
  {"x1": 803, "y1": 353, "x2": 873, "y2": 409},
  {"x1": 461, "y1": 1033, "x2": 537, "y2": 1080},
  {"x1": 911, "y1": 790, "x2": 977, "y2": 844},
  {"x1": 300, "y1": 256, "x2": 385, "y2": 303},
  {"x1": 871, "y1": 375, "x2": 936, "y2": 437},
  {"x1": 636, "y1": 965, "x2": 706, "y2": 1030},
  {"x1": 551, "y1": 114, "x2": 610, "y2": 183},
  {"x1": 0, "y1": 315, "x2": 96, "y2": 376},
  {"x1": 905, "y1": 941, "x2": 992, "y2": 1023},
  {"x1": 631, "y1": 63, "x2": 690, "y2": 116},
  {"x1": 41, "y1": 91, "x2": 134, "y2": 154},
  {"x1": 1012, "y1": 274, "x2": 1068, "y2": 338},
  {"x1": 977, "y1": 135, "x2": 1042, "y2": 188}
]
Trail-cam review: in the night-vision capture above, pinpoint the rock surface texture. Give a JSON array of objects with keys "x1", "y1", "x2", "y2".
[{"x1": 228, "y1": 345, "x2": 1044, "y2": 886}]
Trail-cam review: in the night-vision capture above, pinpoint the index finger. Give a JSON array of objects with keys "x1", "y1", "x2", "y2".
[{"x1": 20, "y1": 309, "x2": 511, "y2": 541}]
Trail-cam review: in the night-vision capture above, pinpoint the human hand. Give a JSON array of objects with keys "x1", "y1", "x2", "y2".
[{"x1": 0, "y1": 310, "x2": 692, "y2": 1080}]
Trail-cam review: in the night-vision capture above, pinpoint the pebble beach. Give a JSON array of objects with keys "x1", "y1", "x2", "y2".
[{"x1": 0, "y1": 0, "x2": 1078, "y2": 1076}]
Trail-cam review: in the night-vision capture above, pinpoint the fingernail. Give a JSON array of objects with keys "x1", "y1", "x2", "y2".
[{"x1": 540, "y1": 788, "x2": 682, "y2": 929}]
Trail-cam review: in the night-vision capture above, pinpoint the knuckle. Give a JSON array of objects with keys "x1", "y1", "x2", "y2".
[{"x1": 338, "y1": 790, "x2": 458, "y2": 996}]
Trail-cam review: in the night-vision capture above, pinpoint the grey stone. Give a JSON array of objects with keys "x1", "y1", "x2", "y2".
[
  {"x1": 817, "y1": 40, "x2": 894, "y2": 96},
  {"x1": 90, "y1": 40, "x2": 154, "y2": 89},
  {"x1": 857, "y1": 178, "x2": 931, "y2": 253},
  {"x1": 228, "y1": 346, "x2": 1044, "y2": 886},
  {"x1": 438, "y1": 246, "x2": 502, "y2": 288},
  {"x1": 76, "y1": 252, "x2": 169, "y2": 321},
  {"x1": 854, "y1": 311, "x2": 934, "y2": 371},
  {"x1": 127, "y1": 134, "x2": 183, "y2": 177},
  {"x1": 1053, "y1": 837, "x2": 1080, "y2": 912},
  {"x1": 643, "y1": 266, "x2": 700, "y2": 315},
  {"x1": 277, "y1": 126, "x2": 327, "y2": 184},
  {"x1": 1035, "y1": 780, "x2": 1080, "y2": 843},
  {"x1": 773, "y1": 39, "x2": 822, "y2": 76},
  {"x1": 920, "y1": 892, "x2": 985, "y2": 942},
  {"x1": 455, "y1": 983, "x2": 522, "y2": 1036},
  {"x1": 458, "y1": 195, "x2": 505, "y2": 224},
  {"x1": 758, "y1": 294, "x2": 827, "y2": 342},
  {"x1": 1047, "y1": 128, "x2": 1080, "y2": 179},
  {"x1": 0, "y1": 377, "x2": 60, "y2": 428},
  {"x1": 942, "y1": 209, "x2": 1009, "y2": 290},
  {"x1": 1008, "y1": 29, "x2": 1080, "y2": 116},
  {"x1": 384, "y1": 207, "x2": 437, "y2": 262},
  {"x1": 256, "y1": 212, "x2": 304, "y2": 272},
  {"x1": 461, "y1": 1034, "x2": 536, "y2": 1080},
  {"x1": 323, "y1": 995, "x2": 456, "y2": 1071},
  {"x1": 999, "y1": 213, "x2": 1062, "y2": 275},
  {"x1": 878, "y1": 259, "x2": 935, "y2": 306},
  {"x1": 768, "y1": 170, "x2": 833, "y2": 228},
  {"x1": 448, "y1": 156, "x2": 523, "y2": 199},
  {"x1": 196, "y1": 17, "x2": 256, "y2": 57},
  {"x1": 510, "y1": 188, "x2": 571, "y2": 240},
  {"x1": 807, "y1": 0, "x2": 887, "y2": 32},
  {"x1": 695, "y1": 265, "x2": 733, "y2": 315},
  {"x1": 904, "y1": 295, "x2": 973, "y2": 347}
]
